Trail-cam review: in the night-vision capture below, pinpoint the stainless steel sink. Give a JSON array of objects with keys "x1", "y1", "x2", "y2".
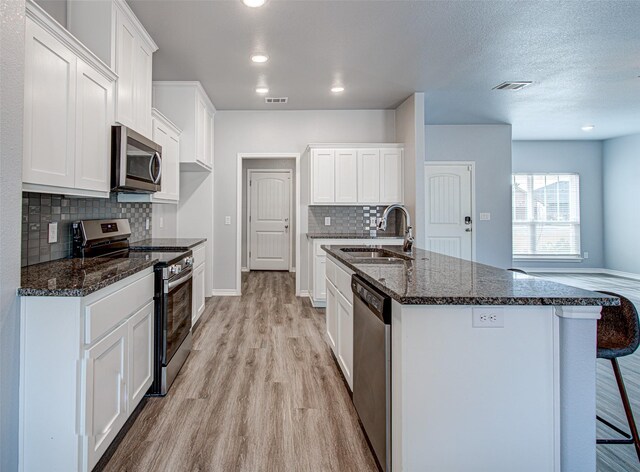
[{"x1": 340, "y1": 248, "x2": 413, "y2": 262}]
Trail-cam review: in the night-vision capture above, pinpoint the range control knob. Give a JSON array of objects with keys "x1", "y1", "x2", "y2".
[
  {"x1": 169, "y1": 264, "x2": 182, "y2": 275},
  {"x1": 185, "y1": 256, "x2": 194, "y2": 266}
]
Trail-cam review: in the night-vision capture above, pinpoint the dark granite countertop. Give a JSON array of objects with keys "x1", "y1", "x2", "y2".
[
  {"x1": 129, "y1": 238, "x2": 207, "y2": 251},
  {"x1": 18, "y1": 253, "x2": 158, "y2": 297},
  {"x1": 323, "y1": 245, "x2": 619, "y2": 307},
  {"x1": 306, "y1": 233, "x2": 403, "y2": 239}
]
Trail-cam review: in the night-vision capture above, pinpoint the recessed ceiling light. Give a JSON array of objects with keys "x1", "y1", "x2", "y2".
[
  {"x1": 331, "y1": 86, "x2": 345, "y2": 93},
  {"x1": 581, "y1": 124, "x2": 595, "y2": 132},
  {"x1": 251, "y1": 54, "x2": 269, "y2": 63},
  {"x1": 242, "y1": 0, "x2": 266, "y2": 7},
  {"x1": 256, "y1": 87, "x2": 269, "y2": 94}
]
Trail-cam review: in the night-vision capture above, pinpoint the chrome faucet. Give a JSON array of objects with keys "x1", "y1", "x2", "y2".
[{"x1": 377, "y1": 204, "x2": 414, "y2": 252}]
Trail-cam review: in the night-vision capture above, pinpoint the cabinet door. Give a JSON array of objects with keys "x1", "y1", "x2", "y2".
[
  {"x1": 313, "y1": 255, "x2": 327, "y2": 301},
  {"x1": 164, "y1": 131, "x2": 180, "y2": 201},
  {"x1": 337, "y1": 291, "x2": 354, "y2": 390},
  {"x1": 195, "y1": 97, "x2": 207, "y2": 165},
  {"x1": 326, "y1": 281, "x2": 338, "y2": 353},
  {"x1": 83, "y1": 322, "x2": 128, "y2": 470},
  {"x1": 114, "y1": 10, "x2": 136, "y2": 129},
  {"x1": 312, "y1": 149, "x2": 335, "y2": 203},
  {"x1": 204, "y1": 108, "x2": 214, "y2": 168},
  {"x1": 193, "y1": 263, "x2": 206, "y2": 325},
  {"x1": 357, "y1": 149, "x2": 380, "y2": 203},
  {"x1": 133, "y1": 41, "x2": 153, "y2": 137},
  {"x1": 334, "y1": 149, "x2": 358, "y2": 203},
  {"x1": 23, "y1": 19, "x2": 76, "y2": 188},
  {"x1": 75, "y1": 60, "x2": 113, "y2": 192},
  {"x1": 380, "y1": 148, "x2": 403, "y2": 203},
  {"x1": 128, "y1": 301, "x2": 154, "y2": 409}
]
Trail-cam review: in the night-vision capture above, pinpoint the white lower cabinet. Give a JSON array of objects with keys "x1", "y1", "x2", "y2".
[
  {"x1": 192, "y1": 243, "x2": 206, "y2": 326},
  {"x1": 336, "y1": 290, "x2": 354, "y2": 389},
  {"x1": 325, "y1": 255, "x2": 355, "y2": 390},
  {"x1": 326, "y1": 282, "x2": 338, "y2": 351},
  {"x1": 19, "y1": 269, "x2": 154, "y2": 472},
  {"x1": 83, "y1": 322, "x2": 129, "y2": 471}
]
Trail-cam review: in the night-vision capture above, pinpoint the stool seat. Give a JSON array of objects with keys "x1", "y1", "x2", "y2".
[{"x1": 597, "y1": 291, "x2": 640, "y2": 360}]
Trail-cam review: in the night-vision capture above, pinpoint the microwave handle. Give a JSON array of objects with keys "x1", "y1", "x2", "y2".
[{"x1": 149, "y1": 152, "x2": 162, "y2": 184}]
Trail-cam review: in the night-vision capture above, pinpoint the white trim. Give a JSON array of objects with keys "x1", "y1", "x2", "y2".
[
  {"x1": 554, "y1": 306, "x2": 602, "y2": 320},
  {"x1": 114, "y1": 0, "x2": 158, "y2": 52},
  {"x1": 211, "y1": 289, "x2": 241, "y2": 297},
  {"x1": 306, "y1": 143, "x2": 403, "y2": 150},
  {"x1": 237, "y1": 153, "x2": 301, "y2": 297},
  {"x1": 151, "y1": 81, "x2": 216, "y2": 112},
  {"x1": 424, "y1": 161, "x2": 476, "y2": 262},
  {"x1": 526, "y1": 267, "x2": 640, "y2": 281},
  {"x1": 247, "y1": 169, "x2": 293, "y2": 272},
  {"x1": 298, "y1": 290, "x2": 310, "y2": 298},
  {"x1": 241, "y1": 267, "x2": 250, "y2": 273}
]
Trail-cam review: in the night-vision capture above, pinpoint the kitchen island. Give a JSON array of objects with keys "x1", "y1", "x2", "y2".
[{"x1": 323, "y1": 245, "x2": 617, "y2": 472}]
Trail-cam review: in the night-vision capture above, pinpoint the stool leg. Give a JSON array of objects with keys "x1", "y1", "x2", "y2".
[{"x1": 611, "y1": 358, "x2": 640, "y2": 462}]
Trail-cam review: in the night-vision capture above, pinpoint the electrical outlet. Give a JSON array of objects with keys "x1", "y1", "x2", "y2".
[
  {"x1": 584, "y1": 251, "x2": 589, "y2": 259},
  {"x1": 225, "y1": 216, "x2": 231, "y2": 225},
  {"x1": 472, "y1": 307, "x2": 504, "y2": 328},
  {"x1": 324, "y1": 217, "x2": 331, "y2": 226},
  {"x1": 159, "y1": 217, "x2": 164, "y2": 229},
  {"x1": 145, "y1": 218, "x2": 150, "y2": 230},
  {"x1": 480, "y1": 212, "x2": 491, "y2": 221},
  {"x1": 48, "y1": 222, "x2": 58, "y2": 243},
  {"x1": 370, "y1": 217, "x2": 377, "y2": 227}
]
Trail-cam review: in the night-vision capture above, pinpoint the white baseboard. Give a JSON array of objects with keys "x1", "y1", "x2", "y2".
[
  {"x1": 527, "y1": 267, "x2": 640, "y2": 281},
  {"x1": 298, "y1": 290, "x2": 309, "y2": 297},
  {"x1": 241, "y1": 267, "x2": 250, "y2": 273},
  {"x1": 211, "y1": 289, "x2": 241, "y2": 296},
  {"x1": 290, "y1": 267, "x2": 296, "y2": 273}
]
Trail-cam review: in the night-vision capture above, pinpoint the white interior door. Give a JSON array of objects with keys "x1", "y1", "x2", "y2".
[
  {"x1": 249, "y1": 171, "x2": 291, "y2": 270},
  {"x1": 425, "y1": 164, "x2": 473, "y2": 260}
]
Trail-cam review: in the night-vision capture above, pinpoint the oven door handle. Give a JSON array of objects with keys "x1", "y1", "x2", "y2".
[{"x1": 167, "y1": 270, "x2": 193, "y2": 291}]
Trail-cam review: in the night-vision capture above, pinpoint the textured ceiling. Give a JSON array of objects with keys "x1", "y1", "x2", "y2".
[{"x1": 128, "y1": 0, "x2": 640, "y2": 140}]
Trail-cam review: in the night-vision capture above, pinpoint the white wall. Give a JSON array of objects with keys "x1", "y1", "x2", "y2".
[
  {"x1": 0, "y1": 0, "x2": 25, "y2": 469},
  {"x1": 241, "y1": 159, "x2": 296, "y2": 270},
  {"x1": 396, "y1": 93, "x2": 426, "y2": 247},
  {"x1": 512, "y1": 141, "x2": 604, "y2": 269},
  {"x1": 425, "y1": 125, "x2": 513, "y2": 268},
  {"x1": 603, "y1": 133, "x2": 640, "y2": 274},
  {"x1": 178, "y1": 171, "x2": 214, "y2": 295},
  {"x1": 33, "y1": 0, "x2": 66, "y2": 26},
  {"x1": 151, "y1": 203, "x2": 178, "y2": 239},
  {"x1": 213, "y1": 110, "x2": 396, "y2": 293}
]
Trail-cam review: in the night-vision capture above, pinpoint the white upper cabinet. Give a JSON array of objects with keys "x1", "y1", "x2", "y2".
[
  {"x1": 150, "y1": 109, "x2": 180, "y2": 203},
  {"x1": 23, "y1": 1, "x2": 116, "y2": 198},
  {"x1": 312, "y1": 149, "x2": 335, "y2": 203},
  {"x1": 334, "y1": 149, "x2": 358, "y2": 203},
  {"x1": 307, "y1": 144, "x2": 403, "y2": 205},
  {"x1": 67, "y1": 0, "x2": 158, "y2": 138},
  {"x1": 152, "y1": 82, "x2": 216, "y2": 172},
  {"x1": 380, "y1": 148, "x2": 404, "y2": 203},
  {"x1": 357, "y1": 149, "x2": 381, "y2": 203}
]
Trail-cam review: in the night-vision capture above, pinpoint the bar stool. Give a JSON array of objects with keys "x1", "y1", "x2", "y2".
[{"x1": 596, "y1": 291, "x2": 640, "y2": 461}]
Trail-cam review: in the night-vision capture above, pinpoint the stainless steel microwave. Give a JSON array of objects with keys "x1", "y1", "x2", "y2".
[{"x1": 111, "y1": 125, "x2": 162, "y2": 193}]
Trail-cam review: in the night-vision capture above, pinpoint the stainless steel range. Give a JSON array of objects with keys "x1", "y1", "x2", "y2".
[{"x1": 73, "y1": 218, "x2": 194, "y2": 396}]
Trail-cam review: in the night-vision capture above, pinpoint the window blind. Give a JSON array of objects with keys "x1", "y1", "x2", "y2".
[{"x1": 512, "y1": 173, "x2": 581, "y2": 258}]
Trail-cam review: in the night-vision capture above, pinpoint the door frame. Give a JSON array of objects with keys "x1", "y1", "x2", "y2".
[
  {"x1": 424, "y1": 161, "x2": 476, "y2": 261},
  {"x1": 237, "y1": 153, "x2": 301, "y2": 296},
  {"x1": 246, "y1": 169, "x2": 294, "y2": 273}
]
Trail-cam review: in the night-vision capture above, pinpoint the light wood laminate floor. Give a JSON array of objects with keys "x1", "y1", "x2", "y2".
[
  {"x1": 102, "y1": 271, "x2": 377, "y2": 472},
  {"x1": 538, "y1": 272, "x2": 640, "y2": 472}
]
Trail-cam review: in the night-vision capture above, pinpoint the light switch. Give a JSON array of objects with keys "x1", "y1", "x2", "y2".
[
  {"x1": 48, "y1": 222, "x2": 58, "y2": 243},
  {"x1": 324, "y1": 217, "x2": 331, "y2": 226},
  {"x1": 479, "y1": 213, "x2": 491, "y2": 221},
  {"x1": 225, "y1": 216, "x2": 231, "y2": 225}
]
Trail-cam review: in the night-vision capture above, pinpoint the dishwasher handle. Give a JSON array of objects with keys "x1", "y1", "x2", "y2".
[{"x1": 352, "y1": 275, "x2": 392, "y2": 324}]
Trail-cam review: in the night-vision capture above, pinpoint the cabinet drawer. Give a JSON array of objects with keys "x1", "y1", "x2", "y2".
[
  {"x1": 84, "y1": 273, "x2": 154, "y2": 345},
  {"x1": 335, "y1": 264, "x2": 353, "y2": 304},
  {"x1": 193, "y1": 243, "x2": 206, "y2": 267}
]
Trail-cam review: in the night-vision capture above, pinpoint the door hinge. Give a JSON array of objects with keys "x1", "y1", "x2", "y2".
[
  {"x1": 250, "y1": 180, "x2": 252, "y2": 186},
  {"x1": 249, "y1": 215, "x2": 251, "y2": 222}
]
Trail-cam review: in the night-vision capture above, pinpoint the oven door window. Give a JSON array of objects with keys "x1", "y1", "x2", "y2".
[
  {"x1": 166, "y1": 274, "x2": 192, "y2": 364},
  {"x1": 126, "y1": 141, "x2": 160, "y2": 183}
]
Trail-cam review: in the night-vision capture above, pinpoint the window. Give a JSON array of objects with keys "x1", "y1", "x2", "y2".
[{"x1": 512, "y1": 173, "x2": 581, "y2": 259}]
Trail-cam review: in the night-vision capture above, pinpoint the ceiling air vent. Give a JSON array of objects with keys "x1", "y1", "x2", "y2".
[
  {"x1": 492, "y1": 81, "x2": 533, "y2": 91},
  {"x1": 265, "y1": 97, "x2": 288, "y2": 104}
]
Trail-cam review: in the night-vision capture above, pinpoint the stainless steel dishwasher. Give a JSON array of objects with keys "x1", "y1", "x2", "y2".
[{"x1": 352, "y1": 275, "x2": 392, "y2": 472}]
